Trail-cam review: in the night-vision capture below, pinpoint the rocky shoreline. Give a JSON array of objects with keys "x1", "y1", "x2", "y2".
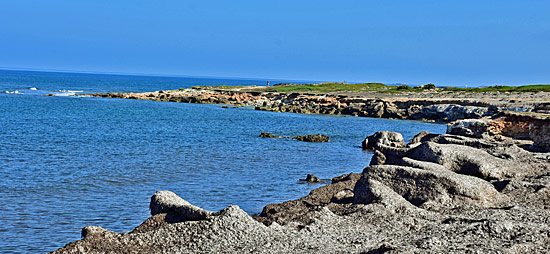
[
  {"x1": 52, "y1": 114, "x2": 550, "y2": 253},
  {"x1": 84, "y1": 87, "x2": 550, "y2": 123},
  {"x1": 50, "y1": 87, "x2": 550, "y2": 253}
]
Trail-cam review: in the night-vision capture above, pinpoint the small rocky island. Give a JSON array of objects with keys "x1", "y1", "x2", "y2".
[{"x1": 52, "y1": 83, "x2": 550, "y2": 253}]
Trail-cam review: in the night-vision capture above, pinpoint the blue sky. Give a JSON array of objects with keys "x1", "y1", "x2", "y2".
[{"x1": 0, "y1": 0, "x2": 548, "y2": 86}]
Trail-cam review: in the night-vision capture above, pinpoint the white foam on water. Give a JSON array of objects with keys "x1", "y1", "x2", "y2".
[
  {"x1": 53, "y1": 91, "x2": 76, "y2": 96},
  {"x1": 29, "y1": 87, "x2": 38, "y2": 90}
]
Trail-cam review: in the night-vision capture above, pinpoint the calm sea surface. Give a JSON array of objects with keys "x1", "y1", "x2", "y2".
[{"x1": 0, "y1": 70, "x2": 445, "y2": 253}]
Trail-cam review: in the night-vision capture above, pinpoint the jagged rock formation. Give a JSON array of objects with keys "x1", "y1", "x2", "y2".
[
  {"x1": 53, "y1": 129, "x2": 550, "y2": 253},
  {"x1": 447, "y1": 111, "x2": 550, "y2": 151}
]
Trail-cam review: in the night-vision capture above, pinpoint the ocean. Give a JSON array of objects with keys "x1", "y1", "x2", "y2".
[{"x1": 0, "y1": 69, "x2": 446, "y2": 253}]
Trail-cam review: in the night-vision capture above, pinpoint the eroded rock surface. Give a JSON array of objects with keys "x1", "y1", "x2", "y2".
[{"x1": 362, "y1": 131, "x2": 405, "y2": 150}]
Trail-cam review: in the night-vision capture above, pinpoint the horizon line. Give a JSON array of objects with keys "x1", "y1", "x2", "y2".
[{"x1": 0, "y1": 66, "x2": 329, "y2": 84}]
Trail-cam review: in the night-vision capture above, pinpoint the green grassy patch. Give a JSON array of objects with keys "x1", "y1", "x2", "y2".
[
  {"x1": 265, "y1": 82, "x2": 390, "y2": 92},
  {"x1": 187, "y1": 83, "x2": 550, "y2": 94}
]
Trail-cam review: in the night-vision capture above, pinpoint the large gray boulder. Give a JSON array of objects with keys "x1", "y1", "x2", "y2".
[
  {"x1": 408, "y1": 142, "x2": 528, "y2": 180},
  {"x1": 421, "y1": 104, "x2": 489, "y2": 122},
  {"x1": 362, "y1": 131, "x2": 405, "y2": 150},
  {"x1": 447, "y1": 118, "x2": 491, "y2": 138},
  {"x1": 353, "y1": 165, "x2": 505, "y2": 209}
]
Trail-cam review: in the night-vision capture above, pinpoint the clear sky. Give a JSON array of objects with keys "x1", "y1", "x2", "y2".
[{"x1": 0, "y1": 0, "x2": 548, "y2": 86}]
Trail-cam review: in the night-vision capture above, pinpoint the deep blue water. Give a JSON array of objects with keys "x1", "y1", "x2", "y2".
[{"x1": 0, "y1": 70, "x2": 446, "y2": 253}]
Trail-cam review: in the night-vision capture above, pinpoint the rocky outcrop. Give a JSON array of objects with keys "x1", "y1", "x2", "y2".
[
  {"x1": 259, "y1": 133, "x2": 330, "y2": 142},
  {"x1": 259, "y1": 132, "x2": 280, "y2": 138},
  {"x1": 362, "y1": 131, "x2": 405, "y2": 150},
  {"x1": 447, "y1": 111, "x2": 550, "y2": 151},
  {"x1": 292, "y1": 134, "x2": 330, "y2": 142},
  {"x1": 150, "y1": 190, "x2": 213, "y2": 221},
  {"x1": 530, "y1": 120, "x2": 550, "y2": 150},
  {"x1": 354, "y1": 164, "x2": 507, "y2": 208},
  {"x1": 53, "y1": 130, "x2": 550, "y2": 253},
  {"x1": 299, "y1": 174, "x2": 326, "y2": 183},
  {"x1": 84, "y1": 88, "x2": 550, "y2": 123}
]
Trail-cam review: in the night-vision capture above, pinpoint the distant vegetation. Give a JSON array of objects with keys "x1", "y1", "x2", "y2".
[
  {"x1": 264, "y1": 82, "x2": 444, "y2": 93},
  {"x1": 186, "y1": 83, "x2": 550, "y2": 93},
  {"x1": 265, "y1": 82, "x2": 390, "y2": 92},
  {"x1": 441, "y1": 85, "x2": 550, "y2": 93},
  {"x1": 264, "y1": 83, "x2": 550, "y2": 93}
]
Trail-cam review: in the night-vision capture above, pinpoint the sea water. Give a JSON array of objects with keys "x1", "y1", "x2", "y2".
[{"x1": 0, "y1": 70, "x2": 445, "y2": 253}]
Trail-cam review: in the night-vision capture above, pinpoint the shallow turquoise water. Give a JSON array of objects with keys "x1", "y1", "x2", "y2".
[{"x1": 0, "y1": 70, "x2": 445, "y2": 253}]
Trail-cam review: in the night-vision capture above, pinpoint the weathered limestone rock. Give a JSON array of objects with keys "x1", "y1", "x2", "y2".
[
  {"x1": 421, "y1": 104, "x2": 490, "y2": 122},
  {"x1": 447, "y1": 118, "x2": 491, "y2": 138},
  {"x1": 352, "y1": 177, "x2": 417, "y2": 209},
  {"x1": 407, "y1": 142, "x2": 519, "y2": 180},
  {"x1": 353, "y1": 165, "x2": 505, "y2": 209},
  {"x1": 364, "y1": 100, "x2": 385, "y2": 117},
  {"x1": 448, "y1": 113, "x2": 550, "y2": 151},
  {"x1": 530, "y1": 120, "x2": 550, "y2": 150},
  {"x1": 407, "y1": 131, "x2": 435, "y2": 147},
  {"x1": 362, "y1": 131, "x2": 405, "y2": 150},
  {"x1": 150, "y1": 190, "x2": 213, "y2": 221}
]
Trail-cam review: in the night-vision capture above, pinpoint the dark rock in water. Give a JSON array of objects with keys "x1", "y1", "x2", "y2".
[
  {"x1": 259, "y1": 132, "x2": 280, "y2": 138},
  {"x1": 362, "y1": 131, "x2": 404, "y2": 150},
  {"x1": 293, "y1": 134, "x2": 329, "y2": 142},
  {"x1": 300, "y1": 174, "x2": 322, "y2": 183}
]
